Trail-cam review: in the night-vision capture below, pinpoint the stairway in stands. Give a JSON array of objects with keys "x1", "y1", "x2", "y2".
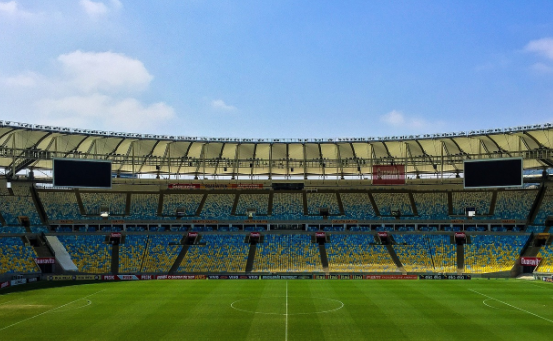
[
  {"x1": 511, "y1": 234, "x2": 543, "y2": 277},
  {"x1": 456, "y1": 244, "x2": 464, "y2": 275},
  {"x1": 386, "y1": 244, "x2": 406, "y2": 274},
  {"x1": 245, "y1": 244, "x2": 257, "y2": 273},
  {"x1": 318, "y1": 244, "x2": 329, "y2": 274},
  {"x1": 169, "y1": 245, "x2": 190, "y2": 275},
  {"x1": 31, "y1": 235, "x2": 63, "y2": 274},
  {"x1": 111, "y1": 244, "x2": 120, "y2": 274}
]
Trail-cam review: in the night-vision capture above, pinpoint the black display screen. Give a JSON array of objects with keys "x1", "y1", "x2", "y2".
[
  {"x1": 53, "y1": 159, "x2": 112, "y2": 188},
  {"x1": 464, "y1": 158, "x2": 522, "y2": 188}
]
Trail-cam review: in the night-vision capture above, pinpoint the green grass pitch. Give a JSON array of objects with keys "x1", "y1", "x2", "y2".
[{"x1": 1, "y1": 279, "x2": 552, "y2": 340}]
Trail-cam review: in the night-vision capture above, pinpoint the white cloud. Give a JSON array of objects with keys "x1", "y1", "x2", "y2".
[
  {"x1": 80, "y1": 0, "x2": 123, "y2": 18},
  {"x1": 380, "y1": 110, "x2": 439, "y2": 132},
  {"x1": 80, "y1": 0, "x2": 122, "y2": 18},
  {"x1": 80, "y1": 0, "x2": 107, "y2": 17},
  {"x1": 380, "y1": 110, "x2": 405, "y2": 126},
  {"x1": 211, "y1": 99, "x2": 237, "y2": 111},
  {"x1": 0, "y1": 50, "x2": 176, "y2": 133},
  {"x1": 1, "y1": 72, "x2": 39, "y2": 87},
  {"x1": 37, "y1": 94, "x2": 175, "y2": 132},
  {"x1": 58, "y1": 51, "x2": 153, "y2": 94},
  {"x1": 0, "y1": 1, "x2": 16, "y2": 15},
  {"x1": 525, "y1": 38, "x2": 553, "y2": 60},
  {"x1": 0, "y1": 1, "x2": 33, "y2": 17}
]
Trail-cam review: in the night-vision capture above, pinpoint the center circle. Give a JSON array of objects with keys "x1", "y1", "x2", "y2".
[{"x1": 231, "y1": 296, "x2": 344, "y2": 315}]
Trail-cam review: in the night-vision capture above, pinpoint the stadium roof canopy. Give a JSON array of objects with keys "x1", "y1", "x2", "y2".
[{"x1": 1, "y1": 120, "x2": 553, "y2": 179}]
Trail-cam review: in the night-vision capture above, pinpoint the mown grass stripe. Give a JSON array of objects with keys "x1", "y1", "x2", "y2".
[
  {"x1": 0, "y1": 289, "x2": 105, "y2": 332},
  {"x1": 469, "y1": 288, "x2": 553, "y2": 324},
  {"x1": 2, "y1": 280, "x2": 553, "y2": 340}
]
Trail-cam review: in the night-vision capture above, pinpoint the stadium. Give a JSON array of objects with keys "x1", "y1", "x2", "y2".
[{"x1": 1, "y1": 120, "x2": 553, "y2": 340}]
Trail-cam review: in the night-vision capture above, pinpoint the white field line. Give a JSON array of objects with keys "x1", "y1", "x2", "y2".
[
  {"x1": 51, "y1": 299, "x2": 93, "y2": 313},
  {"x1": 230, "y1": 297, "x2": 344, "y2": 316},
  {"x1": 469, "y1": 289, "x2": 553, "y2": 324},
  {"x1": 0, "y1": 289, "x2": 105, "y2": 332},
  {"x1": 482, "y1": 299, "x2": 500, "y2": 310},
  {"x1": 285, "y1": 281, "x2": 288, "y2": 341}
]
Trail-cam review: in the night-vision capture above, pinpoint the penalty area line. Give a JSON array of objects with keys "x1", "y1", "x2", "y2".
[
  {"x1": 469, "y1": 289, "x2": 553, "y2": 324},
  {"x1": 0, "y1": 289, "x2": 106, "y2": 332}
]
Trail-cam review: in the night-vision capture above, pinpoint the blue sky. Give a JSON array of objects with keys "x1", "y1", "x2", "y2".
[{"x1": 1, "y1": 1, "x2": 553, "y2": 138}]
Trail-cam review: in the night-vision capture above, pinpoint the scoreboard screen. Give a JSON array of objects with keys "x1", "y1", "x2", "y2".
[
  {"x1": 53, "y1": 159, "x2": 112, "y2": 188},
  {"x1": 463, "y1": 158, "x2": 523, "y2": 189}
]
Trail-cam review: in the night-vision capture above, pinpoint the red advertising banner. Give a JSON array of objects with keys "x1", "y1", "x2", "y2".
[
  {"x1": 372, "y1": 165, "x2": 406, "y2": 185},
  {"x1": 188, "y1": 232, "x2": 198, "y2": 238},
  {"x1": 315, "y1": 232, "x2": 326, "y2": 238},
  {"x1": 312, "y1": 275, "x2": 348, "y2": 280},
  {"x1": 34, "y1": 258, "x2": 55, "y2": 264},
  {"x1": 520, "y1": 257, "x2": 541, "y2": 267},
  {"x1": 250, "y1": 232, "x2": 261, "y2": 238},
  {"x1": 0, "y1": 281, "x2": 10, "y2": 289},
  {"x1": 156, "y1": 275, "x2": 206, "y2": 280},
  {"x1": 157, "y1": 275, "x2": 197, "y2": 280},
  {"x1": 364, "y1": 275, "x2": 418, "y2": 280},
  {"x1": 377, "y1": 232, "x2": 388, "y2": 238},
  {"x1": 454, "y1": 232, "x2": 466, "y2": 238},
  {"x1": 168, "y1": 183, "x2": 264, "y2": 190},
  {"x1": 207, "y1": 275, "x2": 258, "y2": 280},
  {"x1": 102, "y1": 275, "x2": 138, "y2": 281},
  {"x1": 110, "y1": 233, "x2": 122, "y2": 238},
  {"x1": 102, "y1": 275, "x2": 205, "y2": 281}
]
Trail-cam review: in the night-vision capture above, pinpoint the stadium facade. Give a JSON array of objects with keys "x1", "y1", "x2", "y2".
[{"x1": 1, "y1": 121, "x2": 553, "y2": 285}]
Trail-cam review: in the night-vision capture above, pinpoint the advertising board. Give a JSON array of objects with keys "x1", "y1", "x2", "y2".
[
  {"x1": 419, "y1": 275, "x2": 471, "y2": 280},
  {"x1": 372, "y1": 165, "x2": 406, "y2": 185},
  {"x1": 520, "y1": 257, "x2": 541, "y2": 267},
  {"x1": 365, "y1": 275, "x2": 418, "y2": 280},
  {"x1": 34, "y1": 258, "x2": 55, "y2": 264},
  {"x1": 207, "y1": 275, "x2": 259, "y2": 280}
]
